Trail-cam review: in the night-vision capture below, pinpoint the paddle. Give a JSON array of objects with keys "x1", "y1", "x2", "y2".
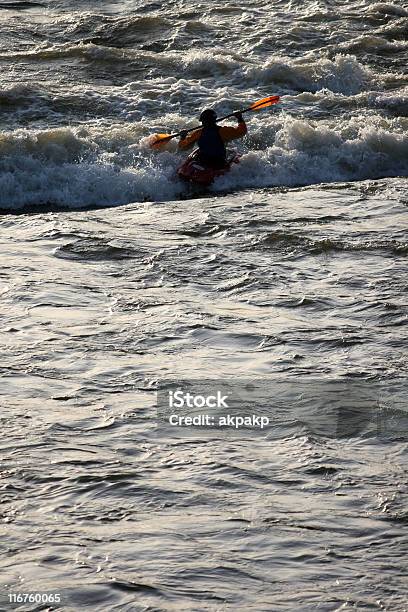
[{"x1": 148, "y1": 95, "x2": 280, "y2": 149}]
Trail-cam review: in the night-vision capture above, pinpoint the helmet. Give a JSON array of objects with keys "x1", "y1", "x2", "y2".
[{"x1": 200, "y1": 109, "x2": 217, "y2": 125}]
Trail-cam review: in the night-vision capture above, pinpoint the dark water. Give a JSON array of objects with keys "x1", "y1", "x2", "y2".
[{"x1": 0, "y1": 0, "x2": 407, "y2": 610}]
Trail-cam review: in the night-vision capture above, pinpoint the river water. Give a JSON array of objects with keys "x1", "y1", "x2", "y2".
[{"x1": 0, "y1": 0, "x2": 407, "y2": 610}]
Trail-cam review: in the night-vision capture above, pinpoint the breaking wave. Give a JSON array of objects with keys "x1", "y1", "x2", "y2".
[
  {"x1": 218, "y1": 116, "x2": 408, "y2": 190},
  {"x1": 245, "y1": 54, "x2": 380, "y2": 95},
  {"x1": 0, "y1": 115, "x2": 406, "y2": 211}
]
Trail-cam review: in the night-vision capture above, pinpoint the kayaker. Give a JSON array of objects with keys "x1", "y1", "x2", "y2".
[{"x1": 178, "y1": 109, "x2": 247, "y2": 169}]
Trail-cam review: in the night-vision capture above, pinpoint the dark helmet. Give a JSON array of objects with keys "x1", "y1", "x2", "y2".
[{"x1": 200, "y1": 109, "x2": 217, "y2": 125}]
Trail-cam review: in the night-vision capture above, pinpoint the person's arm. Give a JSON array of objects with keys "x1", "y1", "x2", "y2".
[
  {"x1": 178, "y1": 128, "x2": 202, "y2": 150},
  {"x1": 219, "y1": 112, "x2": 247, "y2": 143}
]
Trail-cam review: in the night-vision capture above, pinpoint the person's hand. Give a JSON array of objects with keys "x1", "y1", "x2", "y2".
[
  {"x1": 233, "y1": 111, "x2": 244, "y2": 122},
  {"x1": 179, "y1": 130, "x2": 188, "y2": 140}
]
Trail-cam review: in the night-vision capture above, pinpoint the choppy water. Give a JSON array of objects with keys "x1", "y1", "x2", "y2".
[{"x1": 1, "y1": 0, "x2": 407, "y2": 610}]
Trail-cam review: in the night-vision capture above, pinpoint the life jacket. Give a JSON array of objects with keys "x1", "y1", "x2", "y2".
[{"x1": 197, "y1": 125, "x2": 226, "y2": 168}]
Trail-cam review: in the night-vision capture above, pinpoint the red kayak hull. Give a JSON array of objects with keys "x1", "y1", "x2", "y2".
[{"x1": 177, "y1": 150, "x2": 240, "y2": 186}]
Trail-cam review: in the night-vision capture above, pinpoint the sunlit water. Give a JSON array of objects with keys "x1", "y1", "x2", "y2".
[{"x1": 0, "y1": 0, "x2": 407, "y2": 610}]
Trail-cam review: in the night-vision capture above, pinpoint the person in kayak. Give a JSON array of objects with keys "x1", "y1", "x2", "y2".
[{"x1": 178, "y1": 108, "x2": 247, "y2": 169}]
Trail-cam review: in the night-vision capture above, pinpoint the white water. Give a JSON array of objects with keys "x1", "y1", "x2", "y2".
[{"x1": 0, "y1": 110, "x2": 406, "y2": 208}]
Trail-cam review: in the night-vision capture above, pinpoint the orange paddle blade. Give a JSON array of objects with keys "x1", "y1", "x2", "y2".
[
  {"x1": 250, "y1": 95, "x2": 280, "y2": 111},
  {"x1": 148, "y1": 133, "x2": 173, "y2": 149}
]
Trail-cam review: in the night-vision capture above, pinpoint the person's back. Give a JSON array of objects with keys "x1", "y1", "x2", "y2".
[
  {"x1": 197, "y1": 117, "x2": 227, "y2": 168},
  {"x1": 179, "y1": 108, "x2": 247, "y2": 168}
]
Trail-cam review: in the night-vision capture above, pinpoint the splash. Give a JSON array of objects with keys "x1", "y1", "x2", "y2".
[{"x1": 0, "y1": 127, "x2": 184, "y2": 209}]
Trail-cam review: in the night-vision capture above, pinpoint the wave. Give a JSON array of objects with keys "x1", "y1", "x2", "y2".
[
  {"x1": 2, "y1": 43, "x2": 394, "y2": 97},
  {"x1": 0, "y1": 42, "x2": 156, "y2": 63},
  {"x1": 370, "y1": 88, "x2": 408, "y2": 115},
  {"x1": 374, "y1": 17, "x2": 408, "y2": 38},
  {"x1": 217, "y1": 116, "x2": 408, "y2": 190},
  {"x1": 0, "y1": 126, "x2": 184, "y2": 209},
  {"x1": 251, "y1": 231, "x2": 408, "y2": 256},
  {"x1": 74, "y1": 14, "x2": 171, "y2": 48},
  {"x1": 0, "y1": 43, "x2": 241, "y2": 82},
  {"x1": 286, "y1": 87, "x2": 408, "y2": 116},
  {"x1": 0, "y1": 1, "x2": 44, "y2": 9},
  {"x1": 244, "y1": 54, "x2": 374, "y2": 95},
  {"x1": 180, "y1": 49, "x2": 242, "y2": 76},
  {"x1": 0, "y1": 114, "x2": 406, "y2": 211},
  {"x1": 0, "y1": 83, "x2": 41, "y2": 104},
  {"x1": 366, "y1": 3, "x2": 408, "y2": 18},
  {"x1": 338, "y1": 35, "x2": 408, "y2": 53},
  {"x1": 0, "y1": 82, "x2": 154, "y2": 122}
]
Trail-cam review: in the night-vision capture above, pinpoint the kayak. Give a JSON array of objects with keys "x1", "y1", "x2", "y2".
[{"x1": 177, "y1": 149, "x2": 240, "y2": 186}]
